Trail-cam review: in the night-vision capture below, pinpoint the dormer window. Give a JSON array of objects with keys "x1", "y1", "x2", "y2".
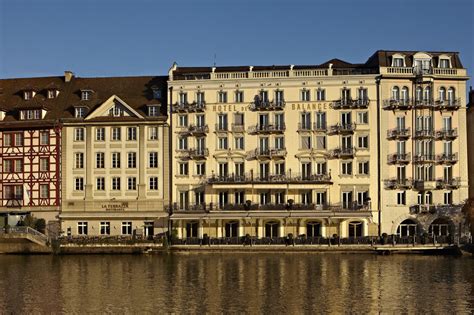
[
  {"x1": 20, "y1": 109, "x2": 41, "y2": 120},
  {"x1": 81, "y1": 90, "x2": 92, "y2": 101},
  {"x1": 152, "y1": 88, "x2": 162, "y2": 99},
  {"x1": 148, "y1": 105, "x2": 160, "y2": 117},
  {"x1": 47, "y1": 89, "x2": 58, "y2": 99},
  {"x1": 24, "y1": 90, "x2": 34, "y2": 100},
  {"x1": 75, "y1": 107, "x2": 87, "y2": 118},
  {"x1": 0, "y1": 110, "x2": 5, "y2": 120},
  {"x1": 391, "y1": 54, "x2": 406, "y2": 67},
  {"x1": 439, "y1": 58, "x2": 450, "y2": 69},
  {"x1": 108, "y1": 105, "x2": 124, "y2": 117}
]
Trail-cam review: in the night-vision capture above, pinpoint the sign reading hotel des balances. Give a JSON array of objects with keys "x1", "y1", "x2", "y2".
[
  {"x1": 211, "y1": 102, "x2": 330, "y2": 111},
  {"x1": 101, "y1": 202, "x2": 129, "y2": 211}
]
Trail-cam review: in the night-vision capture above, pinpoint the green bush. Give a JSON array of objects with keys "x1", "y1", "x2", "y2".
[{"x1": 35, "y1": 219, "x2": 46, "y2": 234}]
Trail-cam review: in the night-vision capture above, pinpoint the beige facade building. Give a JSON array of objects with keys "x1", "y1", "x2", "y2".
[
  {"x1": 167, "y1": 50, "x2": 470, "y2": 240},
  {"x1": 59, "y1": 75, "x2": 169, "y2": 237}
]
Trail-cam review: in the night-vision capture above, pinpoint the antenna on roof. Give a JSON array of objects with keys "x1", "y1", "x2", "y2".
[{"x1": 213, "y1": 53, "x2": 217, "y2": 67}]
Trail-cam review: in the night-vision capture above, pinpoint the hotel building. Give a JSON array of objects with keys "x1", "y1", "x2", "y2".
[
  {"x1": 167, "y1": 50, "x2": 470, "y2": 240},
  {"x1": 59, "y1": 75, "x2": 169, "y2": 237}
]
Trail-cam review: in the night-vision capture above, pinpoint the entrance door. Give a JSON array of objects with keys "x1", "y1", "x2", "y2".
[
  {"x1": 144, "y1": 221, "x2": 154, "y2": 240},
  {"x1": 265, "y1": 221, "x2": 279, "y2": 238},
  {"x1": 225, "y1": 221, "x2": 239, "y2": 238},
  {"x1": 306, "y1": 221, "x2": 321, "y2": 237}
]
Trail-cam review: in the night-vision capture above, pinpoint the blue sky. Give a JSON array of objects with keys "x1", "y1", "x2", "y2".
[{"x1": 1, "y1": 0, "x2": 473, "y2": 87}]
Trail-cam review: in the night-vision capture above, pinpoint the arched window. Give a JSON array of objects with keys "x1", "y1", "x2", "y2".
[
  {"x1": 425, "y1": 191, "x2": 432, "y2": 205},
  {"x1": 447, "y1": 87, "x2": 455, "y2": 104},
  {"x1": 401, "y1": 87, "x2": 409, "y2": 103},
  {"x1": 429, "y1": 218, "x2": 452, "y2": 236},
  {"x1": 439, "y1": 87, "x2": 446, "y2": 101},
  {"x1": 348, "y1": 221, "x2": 363, "y2": 237},
  {"x1": 265, "y1": 221, "x2": 280, "y2": 238},
  {"x1": 416, "y1": 86, "x2": 423, "y2": 102},
  {"x1": 306, "y1": 221, "x2": 321, "y2": 237},
  {"x1": 423, "y1": 86, "x2": 431, "y2": 102},
  {"x1": 391, "y1": 86, "x2": 400, "y2": 101},
  {"x1": 225, "y1": 221, "x2": 239, "y2": 238},
  {"x1": 397, "y1": 219, "x2": 418, "y2": 236},
  {"x1": 186, "y1": 221, "x2": 199, "y2": 238}
]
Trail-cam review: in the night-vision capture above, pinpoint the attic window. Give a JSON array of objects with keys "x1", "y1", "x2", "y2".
[
  {"x1": 439, "y1": 58, "x2": 450, "y2": 68},
  {"x1": 20, "y1": 109, "x2": 41, "y2": 120},
  {"x1": 75, "y1": 107, "x2": 87, "y2": 118},
  {"x1": 24, "y1": 91, "x2": 34, "y2": 100},
  {"x1": 148, "y1": 105, "x2": 160, "y2": 117},
  {"x1": 152, "y1": 88, "x2": 162, "y2": 99},
  {"x1": 393, "y1": 58, "x2": 404, "y2": 67},
  {"x1": 108, "y1": 105, "x2": 124, "y2": 117},
  {"x1": 81, "y1": 90, "x2": 92, "y2": 101},
  {"x1": 47, "y1": 90, "x2": 57, "y2": 99}
]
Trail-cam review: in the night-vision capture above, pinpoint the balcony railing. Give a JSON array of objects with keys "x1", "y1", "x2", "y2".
[
  {"x1": 249, "y1": 100, "x2": 286, "y2": 111},
  {"x1": 246, "y1": 148, "x2": 287, "y2": 160},
  {"x1": 436, "y1": 177, "x2": 461, "y2": 189},
  {"x1": 313, "y1": 123, "x2": 327, "y2": 133},
  {"x1": 409, "y1": 204, "x2": 462, "y2": 215},
  {"x1": 412, "y1": 180, "x2": 438, "y2": 190},
  {"x1": 207, "y1": 172, "x2": 332, "y2": 184},
  {"x1": 177, "y1": 124, "x2": 209, "y2": 135},
  {"x1": 413, "y1": 129, "x2": 434, "y2": 139},
  {"x1": 327, "y1": 123, "x2": 356, "y2": 135},
  {"x1": 436, "y1": 98, "x2": 461, "y2": 110},
  {"x1": 178, "y1": 148, "x2": 209, "y2": 159},
  {"x1": 382, "y1": 99, "x2": 413, "y2": 110},
  {"x1": 247, "y1": 124, "x2": 286, "y2": 134},
  {"x1": 328, "y1": 147, "x2": 355, "y2": 159},
  {"x1": 387, "y1": 128, "x2": 410, "y2": 140},
  {"x1": 384, "y1": 178, "x2": 413, "y2": 189},
  {"x1": 436, "y1": 153, "x2": 458, "y2": 164},
  {"x1": 413, "y1": 154, "x2": 436, "y2": 163},
  {"x1": 413, "y1": 99, "x2": 437, "y2": 109},
  {"x1": 215, "y1": 124, "x2": 229, "y2": 132},
  {"x1": 172, "y1": 102, "x2": 206, "y2": 112},
  {"x1": 297, "y1": 123, "x2": 313, "y2": 132},
  {"x1": 231, "y1": 123, "x2": 245, "y2": 133},
  {"x1": 435, "y1": 129, "x2": 458, "y2": 140},
  {"x1": 387, "y1": 153, "x2": 410, "y2": 164},
  {"x1": 331, "y1": 98, "x2": 370, "y2": 109}
]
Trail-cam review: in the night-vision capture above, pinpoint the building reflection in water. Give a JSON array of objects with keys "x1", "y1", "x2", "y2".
[{"x1": 0, "y1": 254, "x2": 472, "y2": 313}]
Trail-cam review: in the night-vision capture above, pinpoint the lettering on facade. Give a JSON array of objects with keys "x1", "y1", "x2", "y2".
[
  {"x1": 101, "y1": 202, "x2": 129, "y2": 211},
  {"x1": 292, "y1": 103, "x2": 329, "y2": 110},
  {"x1": 211, "y1": 103, "x2": 329, "y2": 112}
]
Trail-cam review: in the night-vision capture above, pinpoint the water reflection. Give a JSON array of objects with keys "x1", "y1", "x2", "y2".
[{"x1": 0, "y1": 254, "x2": 472, "y2": 313}]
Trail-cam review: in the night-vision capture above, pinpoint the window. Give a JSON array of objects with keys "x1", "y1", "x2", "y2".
[
  {"x1": 40, "y1": 157, "x2": 49, "y2": 172},
  {"x1": 149, "y1": 152, "x2": 158, "y2": 168},
  {"x1": 439, "y1": 59, "x2": 450, "y2": 68},
  {"x1": 178, "y1": 137, "x2": 188, "y2": 150},
  {"x1": 108, "y1": 106, "x2": 124, "y2": 117},
  {"x1": 275, "y1": 90, "x2": 284, "y2": 104},
  {"x1": 127, "y1": 127, "x2": 137, "y2": 141},
  {"x1": 357, "y1": 135, "x2": 369, "y2": 149},
  {"x1": 40, "y1": 131, "x2": 49, "y2": 145},
  {"x1": 301, "y1": 135, "x2": 312, "y2": 149},
  {"x1": 4, "y1": 160, "x2": 13, "y2": 173},
  {"x1": 178, "y1": 115, "x2": 188, "y2": 127},
  {"x1": 111, "y1": 127, "x2": 121, "y2": 141},
  {"x1": 300, "y1": 112, "x2": 311, "y2": 130},
  {"x1": 392, "y1": 86, "x2": 400, "y2": 101},
  {"x1": 20, "y1": 110, "x2": 41, "y2": 120},
  {"x1": 315, "y1": 112, "x2": 326, "y2": 130},
  {"x1": 77, "y1": 222, "x2": 88, "y2": 235},
  {"x1": 75, "y1": 153, "x2": 84, "y2": 169},
  {"x1": 219, "y1": 162, "x2": 229, "y2": 177},
  {"x1": 13, "y1": 133, "x2": 23, "y2": 146},
  {"x1": 74, "y1": 128, "x2": 84, "y2": 141},
  {"x1": 40, "y1": 184, "x2": 49, "y2": 199},
  {"x1": 127, "y1": 177, "x2": 137, "y2": 190},
  {"x1": 358, "y1": 88, "x2": 368, "y2": 102},
  {"x1": 217, "y1": 114, "x2": 228, "y2": 130},
  {"x1": 149, "y1": 177, "x2": 159, "y2": 190},
  {"x1": 112, "y1": 177, "x2": 121, "y2": 190},
  {"x1": 444, "y1": 191, "x2": 452, "y2": 205},
  {"x1": 341, "y1": 88, "x2": 351, "y2": 104},
  {"x1": 357, "y1": 191, "x2": 369, "y2": 206},
  {"x1": 342, "y1": 192, "x2": 353, "y2": 209},
  {"x1": 3, "y1": 134, "x2": 12, "y2": 147},
  {"x1": 357, "y1": 112, "x2": 368, "y2": 124},
  {"x1": 96, "y1": 177, "x2": 105, "y2": 190},
  {"x1": 439, "y1": 87, "x2": 446, "y2": 101},
  {"x1": 342, "y1": 161, "x2": 352, "y2": 175},
  {"x1": 75, "y1": 177, "x2": 84, "y2": 191},
  {"x1": 24, "y1": 90, "x2": 33, "y2": 100},
  {"x1": 316, "y1": 89, "x2": 326, "y2": 101},
  {"x1": 179, "y1": 162, "x2": 189, "y2": 176},
  {"x1": 111, "y1": 152, "x2": 121, "y2": 168},
  {"x1": 218, "y1": 91, "x2": 227, "y2": 103},
  {"x1": 196, "y1": 91, "x2": 205, "y2": 105},
  {"x1": 316, "y1": 136, "x2": 326, "y2": 150},
  {"x1": 148, "y1": 126, "x2": 158, "y2": 140},
  {"x1": 397, "y1": 191, "x2": 406, "y2": 205},
  {"x1": 275, "y1": 137, "x2": 285, "y2": 150},
  {"x1": 393, "y1": 57, "x2": 404, "y2": 67},
  {"x1": 100, "y1": 222, "x2": 110, "y2": 235},
  {"x1": 122, "y1": 222, "x2": 132, "y2": 235},
  {"x1": 96, "y1": 152, "x2": 105, "y2": 168},
  {"x1": 13, "y1": 159, "x2": 23, "y2": 173},
  {"x1": 81, "y1": 91, "x2": 91, "y2": 101},
  {"x1": 235, "y1": 136, "x2": 244, "y2": 150},
  {"x1": 196, "y1": 114, "x2": 205, "y2": 127},
  {"x1": 275, "y1": 162, "x2": 285, "y2": 175},
  {"x1": 301, "y1": 191, "x2": 312, "y2": 205},
  {"x1": 235, "y1": 91, "x2": 244, "y2": 103},
  {"x1": 196, "y1": 162, "x2": 206, "y2": 176},
  {"x1": 75, "y1": 107, "x2": 86, "y2": 118},
  {"x1": 358, "y1": 161, "x2": 369, "y2": 175},
  {"x1": 148, "y1": 105, "x2": 160, "y2": 117},
  {"x1": 316, "y1": 162, "x2": 327, "y2": 175},
  {"x1": 218, "y1": 136, "x2": 228, "y2": 150},
  {"x1": 179, "y1": 92, "x2": 188, "y2": 105},
  {"x1": 301, "y1": 89, "x2": 310, "y2": 101},
  {"x1": 235, "y1": 162, "x2": 245, "y2": 176},
  {"x1": 128, "y1": 152, "x2": 136, "y2": 168},
  {"x1": 96, "y1": 128, "x2": 105, "y2": 141}
]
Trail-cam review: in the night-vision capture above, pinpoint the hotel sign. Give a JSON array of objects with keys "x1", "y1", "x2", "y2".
[
  {"x1": 211, "y1": 103, "x2": 329, "y2": 112},
  {"x1": 101, "y1": 202, "x2": 129, "y2": 211}
]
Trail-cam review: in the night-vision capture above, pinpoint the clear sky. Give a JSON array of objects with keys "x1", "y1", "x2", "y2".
[{"x1": 0, "y1": 0, "x2": 473, "y2": 87}]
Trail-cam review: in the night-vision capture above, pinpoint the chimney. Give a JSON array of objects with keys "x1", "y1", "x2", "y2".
[
  {"x1": 64, "y1": 71, "x2": 74, "y2": 82},
  {"x1": 469, "y1": 86, "x2": 474, "y2": 107}
]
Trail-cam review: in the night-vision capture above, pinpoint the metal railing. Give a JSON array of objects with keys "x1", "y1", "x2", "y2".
[
  {"x1": 436, "y1": 177, "x2": 461, "y2": 189},
  {"x1": 247, "y1": 123, "x2": 286, "y2": 134},
  {"x1": 327, "y1": 123, "x2": 356, "y2": 134},
  {"x1": 384, "y1": 178, "x2": 413, "y2": 189},
  {"x1": 387, "y1": 128, "x2": 410, "y2": 139},
  {"x1": 382, "y1": 98, "x2": 413, "y2": 110},
  {"x1": 413, "y1": 129, "x2": 434, "y2": 138},
  {"x1": 249, "y1": 100, "x2": 286, "y2": 111},
  {"x1": 207, "y1": 172, "x2": 332, "y2": 184},
  {"x1": 436, "y1": 153, "x2": 458, "y2": 164},
  {"x1": 332, "y1": 98, "x2": 370, "y2": 109},
  {"x1": 246, "y1": 148, "x2": 287, "y2": 160},
  {"x1": 387, "y1": 153, "x2": 411, "y2": 164},
  {"x1": 328, "y1": 147, "x2": 355, "y2": 159},
  {"x1": 435, "y1": 129, "x2": 458, "y2": 140},
  {"x1": 413, "y1": 154, "x2": 436, "y2": 163},
  {"x1": 0, "y1": 226, "x2": 49, "y2": 244}
]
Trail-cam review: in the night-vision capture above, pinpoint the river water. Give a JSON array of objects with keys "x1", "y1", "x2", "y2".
[{"x1": 0, "y1": 253, "x2": 472, "y2": 313}]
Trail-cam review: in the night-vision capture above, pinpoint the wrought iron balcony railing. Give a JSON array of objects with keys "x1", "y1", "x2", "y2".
[
  {"x1": 327, "y1": 123, "x2": 356, "y2": 135},
  {"x1": 387, "y1": 128, "x2": 411, "y2": 140},
  {"x1": 413, "y1": 129, "x2": 434, "y2": 139},
  {"x1": 436, "y1": 177, "x2": 461, "y2": 189},
  {"x1": 387, "y1": 153, "x2": 411, "y2": 164},
  {"x1": 231, "y1": 123, "x2": 245, "y2": 133},
  {"x1": 382, "y1": 98, "x2": 413, "y2": 110},
  {"x1": 384, "y1": 178, "x2": 413, "y2": 189},
  {"x1": 172, "y1": 102, "x2": 206, "y2": 112},
  {"x1": 328, "y1": 147, "x2": 355, "y2": 159},
  {"x1": 177, "y1": 124, "x2": 209, "y2": 135},
  {"x1": 178, "y1": 148, "x2": 209, "y2": 159},
  {"x1": 247, "y1": 123, "x2": 286, "y2": 134},
  {"x1": 435, "y1": 129, "x2": 458, "y2": 140},
  {"x1": 436, "y1": 98, "x2": 461, "y2": 110},
  {"x1": 313, "y1": 123, "x2": 327, "y2": 132},
  {"x1": 436, "y1": 153, "x2": 458, "y2": 164},
  {"x1": 207, "y1": 172, "x2": 332, "y2": 184},
  {"x1": 246, "y1": 148, "x2": 287, "y2": 160},
  {"x1": 249, "y1": 100, "x2": 286, "y2": 111},
  {"x1": 409, "y1": 204, "x2": 462, "y2": 215},
  {"x1": 413, "y1": 154, "x2": 436, "y2": 163}
]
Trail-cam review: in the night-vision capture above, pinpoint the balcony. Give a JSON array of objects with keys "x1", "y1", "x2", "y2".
[
  {"x1": 384, "y1": 178, "x2": 413, "y2": 190},
  {"x1": 215, "y1": 124, "x2": 229, "y2": 133},
  {"x1": 178, "y1": 148, "x2": 209, "y2": 160},
  {"x1": 207, "y1": 172, "x2": 332, "y2": 185},
  {"x1": 246, "y1": 148, "x2": 287, "y2": 160},
  {"x1": 331, "y1": 98, "x2": 370, "y2": 109},
  {"x1": 328, "y1": 147, "x2": 355, "y2": 159},
  {"x1": 247, "y1": 124, "x2": 286, "y2": 134},
  {"x1": 249, "y1": 100, "x2": 286, "y2": 111},
  {"x1": 409, "y1": 204, "x2": 462, "y2": 215},
  {"x1": 436, "y1": 153, "x2": 458, "y2": 164},
  {"x1": 413, "y1": 129, "x2": 434, "y2": 139},
  {"x1": 413, "y1": 180, "x2": 438, "y2": 190},
  {"x1": 313, "y1": 123, "x2": 327, "y2": 133},
  {"x1": 413, "y1": 154, "x2": 436, "y2": 163},
  {"x1": 172, "y1": 102, "x2": 206, "y2": 112},
  {"x1": 413, "y1": 99, "x2": 437, "y2": 110},
  {"x1": 327, "y1": 123, "x2": 356, "y2": 135},
  {"x1": 435, "y1": 129, "x2": 458, "y2": 140},
  {"x1": 171, "y1": 203, "x2": 209, "y2": 212},
  {"x1": 387, "y1": 153, "x2": 410, "y2": 164},
  {"x1": 177, "y1": 124, "x2": 209, "y2": 136},
  {"x1": 387, "y1": 128, "x2": 411, "y2": 140},
  {"x1": 436, "y1": 98, "x2": 461, "y2": 110},
  {"x1": 231, "y1": 123, "x2": 245, "y2": 133},
  {"x1": 382, "y1": 99, "x2": 413, "y2": 110},
  {"x1": 297, "y1": 123, "x2": 313, "y2": 132},
  {"x1": 436, "y1": 177, "x2": 461, "y2": 189}
]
